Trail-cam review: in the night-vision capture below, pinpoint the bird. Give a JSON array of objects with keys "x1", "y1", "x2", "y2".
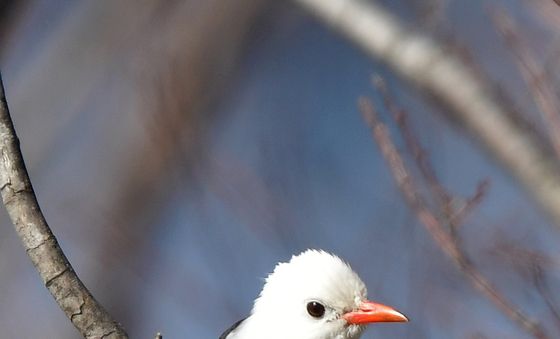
[{"x1": 220, "y1": 249, "x2": 408, "y2": 339}]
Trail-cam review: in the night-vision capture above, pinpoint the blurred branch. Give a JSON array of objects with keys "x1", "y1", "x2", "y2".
[
  {"x1": 0, "y1": 0, "x2": 28, "y2": 55},
  {"x1": 0, "y1": 74, "x2": 127, "y2": 338},
  {"x1": 359, "y1": 97, "x2": 550, "y2": 339},
  {"x1": 534, "y1": 268, "x2": 560, "y2": 332},
  {"x1": 373, "y1": 76, "x2": 490, "y2": 237},
  {"x1": 531, "y1": 1, "x2": 560, "y2": 31},
  {"x1": 494, "y1": 239, "x2": 560, "y2": 333},
  {"x1": 293, "y1": 0, "x2": 560, "y2": 229},
  {"x1": 493, "y1": 10, "x2": 560, "y2": 160},
  {"x1": 91, "y1": 0, "x2": 268, "y2": 326}
]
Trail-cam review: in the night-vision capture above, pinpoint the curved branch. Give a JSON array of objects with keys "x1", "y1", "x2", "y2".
[
  {"x1": 0, "y1": 73, "x2": 127, "y2": 338},
  {"x1": 294, "y1": 0, "x2": 560, "y2": 229}
]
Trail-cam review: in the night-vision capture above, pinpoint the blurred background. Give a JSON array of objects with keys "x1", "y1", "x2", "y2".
[{"x1": 1, "y1": 0, "x2": 560, "y2": 338}]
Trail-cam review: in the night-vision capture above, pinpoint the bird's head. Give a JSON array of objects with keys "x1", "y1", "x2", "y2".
[{"x1": 246, "y1": 250, "x2": 408, "y2": 339}]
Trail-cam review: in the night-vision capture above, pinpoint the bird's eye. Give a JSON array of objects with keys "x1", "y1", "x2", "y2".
[{"x1": 306, "y1": 301, "x2": 326, "y2": 318}]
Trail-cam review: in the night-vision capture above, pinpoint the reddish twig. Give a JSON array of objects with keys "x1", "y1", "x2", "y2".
[
  {"x1": 373, "y1": 76, "x2": 490, "y2": 235},
  {"x1": 531, "y1": 1, "x2": 560, "y2": 31},
  {"x1": 359, "y1": 97, "x2": 549, "y2": 339},
  {"x1": 494, "y1": 240, "x2": 560, "y2": 333},
  {"x1": 373, "y1": 76, "x2": 451, "y2": 207},
  {"x1": 294, "y1": 0, "x2": 560, "y2": 229},
  {"x1": 449, "y1": 180, "x2": 490, "y2": 227},
  {"x1": 493, "y1": 10, "x2": 560, "y2": 160},
  {"x1": 533, "y1": 266, "x2": 560, "y2": 333}
]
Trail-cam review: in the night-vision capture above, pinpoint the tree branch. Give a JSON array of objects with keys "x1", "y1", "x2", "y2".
[
  {"x1": 493, "y1": 10, "x2": 560, "y2": 160},
  {"x1": 0, "y1": 73, "x2": 127, "y2": 338},
  {"x1": 293, "y1": 0, "x2": 560, "y2": 229},
  {"x1": 359, "y1": 97, "x2": 549, "y2": 339}
]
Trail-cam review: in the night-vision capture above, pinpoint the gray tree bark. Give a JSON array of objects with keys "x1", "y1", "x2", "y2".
[{"x1": 0, "y1": 73, "x2": 127, "y2": 339}]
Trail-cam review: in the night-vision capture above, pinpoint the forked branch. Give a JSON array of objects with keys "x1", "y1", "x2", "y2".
[
  {"x1": 360, "y1": 97, "x2": 549, "y2": 339},
  {"x1": 294, "y1": 0, "x2": 560, "y2": 229}
]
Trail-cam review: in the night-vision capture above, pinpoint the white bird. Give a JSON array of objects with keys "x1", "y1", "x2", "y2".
[{"x1": 220, "y1": 249, "x2": 408, "y2": 339}]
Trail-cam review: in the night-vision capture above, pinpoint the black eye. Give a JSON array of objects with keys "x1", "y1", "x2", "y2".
[{"x1": 307, "y1": 301, "x2": 326, "y2": 318}]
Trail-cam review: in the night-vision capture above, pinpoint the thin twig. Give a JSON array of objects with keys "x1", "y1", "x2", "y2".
[
  {"x1": 373, "y1": 76, "x2": 451, "y2": 207},
  {"x1": 373, "y1": 76, "x2": 489, "y2": 235},
  {"x1": 494, "y1": 240, "x2": 560, "y2": 333},
  {"x1": 531, "y1": 0, "x2": 560, "y2": 31},
  {"x1": 533, "y1": 266, "x2": 560, "y2": 333},
  {"x1": 450, "y1": 180, "x2": 490, "y2": 227},
  {"x1": 494, "y1": 10, "x2": 560, "y2": 160},
  {"x1": 0, "y1": 73, "x2": 128, "y2": 338},
  {"x1": 360, "y1": 97, "x2": 549, "y2": 339},
  {"x1": 293, "y1": 0, "x2": 560, "y2": 229}
]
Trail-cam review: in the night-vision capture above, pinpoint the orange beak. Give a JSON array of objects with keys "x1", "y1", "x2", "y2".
[{"x1": 343, "y1": 301, "x2": 408, "y2": 325}]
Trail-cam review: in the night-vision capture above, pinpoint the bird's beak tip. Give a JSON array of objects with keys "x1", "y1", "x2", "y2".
[{"x1": 343, "y1": 300, "x2": 408, "y2": 325}]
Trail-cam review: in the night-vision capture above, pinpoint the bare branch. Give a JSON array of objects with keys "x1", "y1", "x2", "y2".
[
  {"x1": 533, "y1": 268, "x2": 560, "y2": 333},
  {"x1": 294, "y1": 0, "x2": 560, "y2": 229},
  {"x1": 493, "y1": 10, "x2": 560, "y2": 160},
  {"x1": 359, "y1": 97, "x2": 549, "y2": 339},
  {"x1": 0, "y1": 73, "x2": 127, "y2": 338},
  {"x1": 531, "y1": 1, "x2": 560, "y2": 31},
  {"x1": 373, "y1": 76, "x2": 489, "y2": 232},
  {"x1": 494, "y1": 239, "x2": 560, "y2": 333},
  {"x1": 450, "y1": 180, "x2": 490, "y2": 227},
  {"x1": 373, "y1": 76, "x2": 452, "y2": 207}
]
